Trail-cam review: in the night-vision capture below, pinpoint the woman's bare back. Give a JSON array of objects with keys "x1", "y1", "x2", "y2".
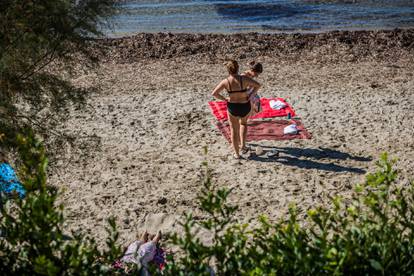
[{"x1": 225, "y1": 75, "x2": 250, "y2": 103}]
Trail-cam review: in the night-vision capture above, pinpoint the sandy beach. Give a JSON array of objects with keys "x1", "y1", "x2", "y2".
[{"x1": 50, "y1": 29, "x2": 414, "y2": 245}]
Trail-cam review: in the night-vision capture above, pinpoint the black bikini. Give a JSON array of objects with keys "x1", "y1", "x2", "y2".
[{"x1": 226, "y1": 76, "x2": 251, "y2": 118}]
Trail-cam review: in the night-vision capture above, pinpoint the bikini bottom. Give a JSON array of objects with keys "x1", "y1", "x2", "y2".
[{"x1": 227, "y1": 101, "x2": 251, "y2": 118}]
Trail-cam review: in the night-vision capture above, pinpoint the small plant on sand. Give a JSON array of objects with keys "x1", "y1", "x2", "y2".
[{"x1": 164, "y1": 152, "x2": 414, "y2": 275}]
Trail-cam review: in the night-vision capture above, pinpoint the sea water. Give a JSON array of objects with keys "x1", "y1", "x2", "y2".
[{"x1": 104, "y1": 0, "x2": 414, "y2": 36}]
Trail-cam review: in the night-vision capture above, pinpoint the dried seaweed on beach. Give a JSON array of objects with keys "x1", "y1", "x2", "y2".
[{"x1": 93, "y1": 29, "x2": 414, "y2": 63}]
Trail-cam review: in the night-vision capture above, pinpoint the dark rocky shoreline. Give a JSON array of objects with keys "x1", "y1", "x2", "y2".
[{"x1": 95, "y1": 28, "x2": 414, "y2": 63}]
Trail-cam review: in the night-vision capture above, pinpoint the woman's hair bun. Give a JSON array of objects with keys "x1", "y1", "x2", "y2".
[{"x1": 224, "y1": 59, "x2": 239, "y2": 74}]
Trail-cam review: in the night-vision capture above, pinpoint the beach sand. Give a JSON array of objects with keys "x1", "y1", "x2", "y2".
[{"x1": 50, "y1": 29, "x2": 414, "y2": 245}]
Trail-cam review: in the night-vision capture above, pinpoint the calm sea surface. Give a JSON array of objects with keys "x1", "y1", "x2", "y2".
[{"x1": 104, "y1": 0, "x2": 414, "y2": 36}]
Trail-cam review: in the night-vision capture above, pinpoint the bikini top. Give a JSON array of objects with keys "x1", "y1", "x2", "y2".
[{"x1": 226, "y1": 76, "x2": 248, "y2": 94}]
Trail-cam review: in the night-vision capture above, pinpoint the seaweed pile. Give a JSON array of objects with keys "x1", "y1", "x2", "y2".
[{"x1": 94, "y1": 29, "x2": 414, "y2": 63}]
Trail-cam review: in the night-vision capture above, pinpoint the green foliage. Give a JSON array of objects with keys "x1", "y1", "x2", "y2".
[
  {"x1": 0, "y1": 130, "x2": 122, "y2": 275},
  {"x1": 0, "y1": 0, "x2": 116, "y2": 142},
  {"x1": 0, "y1": 3, "x2": 135, "y2": 274},
  {"x1": 165, "y1": 153, "x2": 414, "y2": 275},
  {"x1": 1, "y1": 128, "x2": 413, "y2": 275},
  {"x1": 166, "y1": 161, "x2": 246, "y2": 275}
]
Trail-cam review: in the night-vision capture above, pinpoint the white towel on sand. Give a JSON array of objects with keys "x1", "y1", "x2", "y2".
[
  {"x1": 269, "y1": 99, "x2": 287, "y2": 110},
  {"x1": 284, "y1": 124, "x2": 298, "y2": 135}
]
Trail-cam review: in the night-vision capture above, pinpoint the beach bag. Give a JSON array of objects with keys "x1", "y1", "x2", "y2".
[{"x1": 0, "y1": 163, "x2": 26, "y2": 198}]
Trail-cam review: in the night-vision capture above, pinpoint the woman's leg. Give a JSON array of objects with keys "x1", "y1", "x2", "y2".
[
  {"x1": 152, "y1": 230, "x2": 162, "y2": 243},
  {"x1": 228, "y1": 113, "x2": 241, "y2": 157},
  {"x1": 239, "y1": 113, "x2": 249, "y2": 151},
  {"x1": 138, "y1": 230, "x2": 149, "y2": 242},
  {"x1": 239, "y1": 119, "x2": 247, "y2": 151}
]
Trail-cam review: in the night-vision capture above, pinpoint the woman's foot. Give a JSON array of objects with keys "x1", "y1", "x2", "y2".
[
  {"x1": 153, "y1": 230, "x2": 162, "y2": 243},
  {"x1": 232, "y1": 153, "x2": 241, "y2": 160},
  {"x1": 139, "y1": 230, "x2": 149, "y2": 242}
]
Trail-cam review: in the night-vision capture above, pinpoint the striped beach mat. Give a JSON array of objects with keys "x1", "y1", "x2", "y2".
[
  {"x1": 215, "y1": 119, "x2": 312, "y2": 143},
  {"x1": 208, "y1": 97, "x2": 296, "y2": 122}
]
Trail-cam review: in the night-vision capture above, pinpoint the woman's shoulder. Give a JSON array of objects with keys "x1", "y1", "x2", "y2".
[{"x1": 241, "y1": 74, "x2": 254, "y2": 82}]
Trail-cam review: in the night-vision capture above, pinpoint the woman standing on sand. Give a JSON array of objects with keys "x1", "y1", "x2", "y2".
[{"x1": 212, "y1": 60, "x2": 261, "y2": 159}]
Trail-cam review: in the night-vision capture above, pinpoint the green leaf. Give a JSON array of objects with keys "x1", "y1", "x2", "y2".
[{"x1": 369, "y1": 259, "x2": 383, "y2": 271}]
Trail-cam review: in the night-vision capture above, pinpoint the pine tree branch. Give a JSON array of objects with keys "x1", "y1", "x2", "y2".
[{"x1": 17, "y1": 41, "x2": 62, "y2": 82}]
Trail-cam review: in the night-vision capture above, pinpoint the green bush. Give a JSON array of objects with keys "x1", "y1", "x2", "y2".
[
  {"x1": 1, "y1": 131, "x2": 413, "y2": 275},
  {"x1": 0, "y1": 130, "x2": 123, "y2": 275},
  {"x1": 165, "y1": 153, "x2": 414, "y2": 275}
]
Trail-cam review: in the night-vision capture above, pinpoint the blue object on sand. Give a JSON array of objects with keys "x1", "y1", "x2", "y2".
[{"x1": 0, "y1": 162, "x2": 26, "y2": 198}]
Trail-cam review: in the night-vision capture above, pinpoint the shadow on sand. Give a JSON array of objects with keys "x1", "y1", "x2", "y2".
[{"x1": 247, "y1": 145, "x2": 372, "y2": 174}]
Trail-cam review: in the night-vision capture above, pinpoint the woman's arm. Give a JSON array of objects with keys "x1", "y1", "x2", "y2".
[
  {"x1": 211, "y1": 80, "x2": 229, "y2": 101},
  {"x1": 244, "y1": 76, "x2": 261, "y2": 96},
  {"x1": 244, "y1": 76, "x2": 261, "y2": 89}
]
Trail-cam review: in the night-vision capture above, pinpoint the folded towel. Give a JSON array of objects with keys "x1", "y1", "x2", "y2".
[
  {"x1": 284, "y1": 124, "x2": 299, "y2": 135},
  {"x1": 269, "y1": 99, "x2": 287, "y2": 110}
]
